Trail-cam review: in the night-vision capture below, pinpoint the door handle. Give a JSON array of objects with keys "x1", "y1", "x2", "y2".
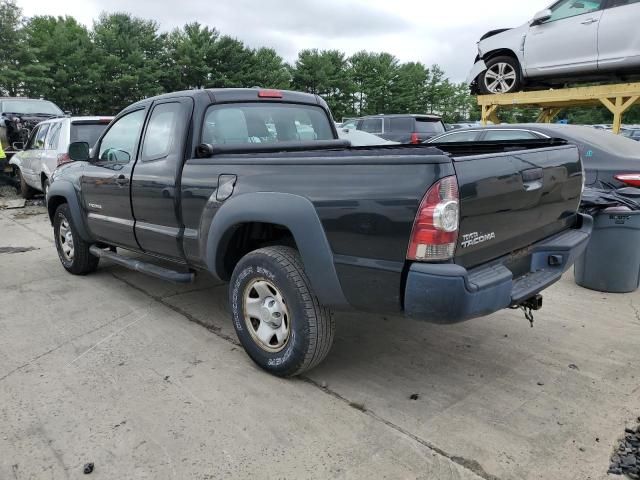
[
  {"x1": 581, "y1": 18, "x2": 598, "y2": 25},
  {"x1": 522, "y1": 168, "x2": 543, "y2": 191},
  {"x1": 115, "y1": 174, "x2": 128, "y2": 186}
]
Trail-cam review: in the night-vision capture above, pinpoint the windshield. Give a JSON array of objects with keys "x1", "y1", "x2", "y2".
[
  {"x1": 1, "y1": 99, "x2": 63, "y2": 116},
  {"x1": 202, "y1": 103, "x2": 334, "y2": 145}
]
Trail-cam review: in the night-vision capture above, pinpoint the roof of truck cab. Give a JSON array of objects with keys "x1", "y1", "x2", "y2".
[
  {"x1": 360, "y1": 114, "x2": 442, "y2": 120},
  {"x1": 125, "y1": 88, "x2": 325, "y2": 110}
]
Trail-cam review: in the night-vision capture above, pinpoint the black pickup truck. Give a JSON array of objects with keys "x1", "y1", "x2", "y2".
[{"x1": 47, "y1": 88, "x2": 591, "y2": 376}]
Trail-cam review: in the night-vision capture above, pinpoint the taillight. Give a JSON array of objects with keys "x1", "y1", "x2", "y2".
[
  {"x1": 410, "y1": 132, "x2": 420, "y2": 144},
  {"x1": 57, "y1": 153, "x2": 71, "y2": 166},
  {"x1": 615, "y1": 173, "x2": 640, "y2": 187},
  {"x1": 407, "y1": 176, "x2": 459, "y2": 261}
]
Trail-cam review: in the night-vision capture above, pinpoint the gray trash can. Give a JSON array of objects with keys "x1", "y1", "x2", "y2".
[{"x1": 574, "y1": 210, "x2": 640, "y2": 293}]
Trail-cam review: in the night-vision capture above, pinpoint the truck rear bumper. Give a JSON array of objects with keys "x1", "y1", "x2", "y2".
[{"x1": 404, "y1": 214, "x2": 593, "y2": 323}]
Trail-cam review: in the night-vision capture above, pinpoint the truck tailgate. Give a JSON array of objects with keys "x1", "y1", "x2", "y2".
[{"x1": 453, "y1": 145, "x2": 583, "y2": 269}]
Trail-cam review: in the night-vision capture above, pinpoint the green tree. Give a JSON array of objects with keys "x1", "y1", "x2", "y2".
[
  {"x1": 92, "y1": 13, "x2": 165, "y2": 114},
  {"x1": 349, "y1": 51, "x2": 399, "y2": 116},
  {"x1": 292, "y1": 49, "x2": 354, "y2": 119},
  {"x1": 22, "y1": 15, "x2": 96, "y2": 114},
  {"x1": 0, "y1": 0, "x2": 41, "y2": 97},
  {"x1": 163, "y1": 22, "x2": 218, "y2": 91},
  {"x1": 245, "y1": 47, "x2": 291, "y2": 90}
]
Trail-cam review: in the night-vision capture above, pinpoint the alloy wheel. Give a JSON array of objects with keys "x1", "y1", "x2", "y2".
[{"x1": 484, "y1": 62, "x2": 517, "y2": 93}]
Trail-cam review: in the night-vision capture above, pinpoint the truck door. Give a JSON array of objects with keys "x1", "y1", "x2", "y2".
[
  {"x1": 131, "y1": 97, "x2": 194, "y2": 261},
  {"x1": 81, "y1": 108, "x2": 147, "y2": 248},
  {"x1": 524, "y1": 0, "x2": 604, "y2": 77}
]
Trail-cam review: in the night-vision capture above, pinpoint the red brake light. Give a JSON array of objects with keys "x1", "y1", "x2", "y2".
[
  {"x1": 615, "y1": 174, "x2": 640, "y2": 187},
  {"x1": 407, "y1": 176, "x2": 459, "y2": 261},
  {"x1": 258, "y1": 89, "x2": 283, "y2": 99},
  {"x1": 57, "y1": 153, "x2": 71, "y2": 166},
  {"x1": 410, "y1": 132, "x2": 420, "y2": 144}
]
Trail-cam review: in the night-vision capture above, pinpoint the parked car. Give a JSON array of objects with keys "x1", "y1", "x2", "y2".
[
  {"x1": 428, "y1": 123, "x2": 640, "y2": 187},
  {"x1": 47, "y1": 88, "x2": 590, "y2": 376},
  {"x1": 468, "y1": 0, "x2": 640, "y2": 94},
  {"x1": 337, "y1": 127, "x2": 398, "y2": 146},
  {"x1": 0, "y1": 97, "x2": 64, "y2": 172},
  {"x1": 623, "y1": 128, "x2": 640, "y2": 141},
  {"x1": 10, "y1": 116, "x2": 112, "y2": 198},
  {"x1": 354, "y1": 114, "x2": 445, "y2": 143}
]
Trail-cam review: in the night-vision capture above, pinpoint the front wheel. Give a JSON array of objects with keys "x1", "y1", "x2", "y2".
[
  {"x1": 53, "y1": 203, "x2": 99, "y2": 275},
  {"x1": 479, "y1": 56, "x2": 522, "y2": 95},
  {"x1": 229, "y1": 246, "x2": 335, "y2": 377},
  {"x1": 18, "y1": 169, "x2": 36, "y2": 199}
]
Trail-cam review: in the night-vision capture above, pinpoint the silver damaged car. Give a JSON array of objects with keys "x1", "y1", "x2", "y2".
[{"x1": 468, "y1": 0, "x2": 640, "y2": 94}]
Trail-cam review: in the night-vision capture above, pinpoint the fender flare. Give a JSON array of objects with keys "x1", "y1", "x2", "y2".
[
  {"x1": 47, "y1": 180, "x2": 92, "y2": 242},
  {"x1": 204, "y1": 192, "x2": 349, "y2": 309}
]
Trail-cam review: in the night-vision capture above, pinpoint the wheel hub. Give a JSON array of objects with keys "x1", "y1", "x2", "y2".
[
  {"x1": 58, "y1": 217, "x2": 75, "y2": 262},
  {"x1": 243, "y1": 279, "x2": 290, "y2": 352}
]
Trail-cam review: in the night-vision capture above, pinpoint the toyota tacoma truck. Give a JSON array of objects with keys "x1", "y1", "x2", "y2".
[{"x1": 46, "y1": 88, "x2": 591, "y2": 376}]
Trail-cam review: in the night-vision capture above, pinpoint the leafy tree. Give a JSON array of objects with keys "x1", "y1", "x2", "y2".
[
  {"x1": 92, "y1": 13, "x2": 165, "y2": 114},
  {"x1": 22, "y1": 16, "x2": 96, "y2": 114},
  {"x1": 208, "y1": 35, "x2": 255, "y2": 88},
  {"x1": 292, "y1": 49, "x2": 354, "y2": 118},
  {"x1": 163, "y1": 22, "x2": 218, "y2": 91},
  {"x1": 246, "y1": 47, "x2": 291, "y2": 90},
  {"x1": 349, "y1": 51, "x2": 399, "y2": 116}
]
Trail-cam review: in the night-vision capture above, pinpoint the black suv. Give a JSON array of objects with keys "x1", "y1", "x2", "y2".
[{"x1": 354, "y1": 114, "x2": 445, "y2": 143}]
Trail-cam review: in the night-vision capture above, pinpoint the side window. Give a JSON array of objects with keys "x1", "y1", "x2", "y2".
[
  {"x1": 360, "y1": 118, "x2": 383, "y2": 134},
  {"x1": 433, "y1": 131, "x2": 480, "y2": 143},
  {"x1": 483, "y1": 130, "x2": 539, "y2": 141},
  {"x1": 98, "y1": 109, "x2": 146, "y2": 164},
  {"x1": 25, "y1": 126, "x2": 40, "y2": 150},
  {"x1": 548, "y1": 0, "x2": 604, "y2": 22},
  {"x1": 34, "y1": 124, "x2": 50, "y2": 150},
  {"x1": 46, "y1": 121, "x2": 63, "y2": 150},
  {"x1": 141, "y1": 103, "x2": 180, "y2": 161}
]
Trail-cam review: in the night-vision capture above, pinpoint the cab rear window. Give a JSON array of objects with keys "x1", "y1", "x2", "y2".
[{"x1": 202, "y1": 103, "x2": 334, "y2": 145}]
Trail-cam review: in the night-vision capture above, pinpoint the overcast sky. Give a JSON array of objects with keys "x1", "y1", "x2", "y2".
[{"x1": 17, "y1": 0, "x2": 551, "y2": 82}]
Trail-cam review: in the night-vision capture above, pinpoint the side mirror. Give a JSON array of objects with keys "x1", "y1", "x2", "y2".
[
  {"x1": 195, "y1": 143, "x2": 215, "y2": 158},
  {"x1": 68, "y1": 141, "x2": 90, "y2": 162},
  {"x1": 532, "y1": 8, "x2": 552, "y2": 25},
  {"x1": 12, "y1": 142, "x2": 24, "y2": 151}
]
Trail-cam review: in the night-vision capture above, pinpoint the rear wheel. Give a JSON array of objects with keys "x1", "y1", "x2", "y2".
[
  {"x1": 229, "y1": 246, "x2": 335, "y2": 377},
  {"x1": 479, "y1": 56, "x2": 522, "y2": 95},
  {"x1": 53, "y1": 203, "x2": 99, "y2": 275},
  {"x1": 18, "y1": 169, "x2": 35, "y2": 199}
]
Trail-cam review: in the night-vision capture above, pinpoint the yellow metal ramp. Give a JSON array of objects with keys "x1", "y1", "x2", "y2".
[{"x1": 478, "y1": 82, "x2": 640, "y2": 133}]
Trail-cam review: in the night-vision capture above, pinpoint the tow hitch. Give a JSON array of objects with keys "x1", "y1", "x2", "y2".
[{"x1": 511, "y1": 294, "x2": 543, "y2": 327}]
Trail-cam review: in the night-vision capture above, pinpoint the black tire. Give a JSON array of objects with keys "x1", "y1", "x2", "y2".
[
  {"x1": 53, "y1": 203, "x2": 99, "y2": 275},
  {"x1": 229, "y1": 246, "x2": 335, "y2": 377},
  {"x1": 18, "y1": 169, "x2": 35, "y2": 199},
  {"x1": 479, "y1": 56, "x2": 522, "y2": 95},
  {"x1": 43, "y1": 177, "x2": 50, "y2": 199}
]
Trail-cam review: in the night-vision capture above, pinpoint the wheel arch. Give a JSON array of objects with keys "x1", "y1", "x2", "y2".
[
  {"x1": 204, "y1": 192, "x2": 349, "y2": 309},
  {"x1": 47, "y1": 180, "x2": 92, "y2": 241}
]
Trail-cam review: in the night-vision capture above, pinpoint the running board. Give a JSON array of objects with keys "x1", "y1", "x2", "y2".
[{"x1": 90, "y1": 246, "x2": 195, "y2": 284}]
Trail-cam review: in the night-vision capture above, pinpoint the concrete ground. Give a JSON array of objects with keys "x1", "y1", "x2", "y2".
[{"x1": 1, "y1": 192, "x2": 639, "y2": 480}]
